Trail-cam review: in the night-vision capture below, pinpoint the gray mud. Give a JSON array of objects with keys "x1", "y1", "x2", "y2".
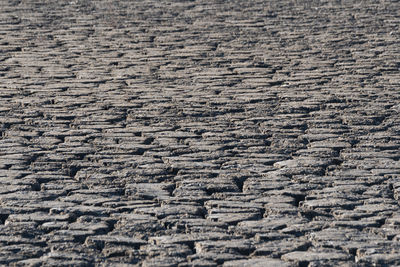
[{"x1": 0, "y1": 0, "x2": 400, "y2": 266}]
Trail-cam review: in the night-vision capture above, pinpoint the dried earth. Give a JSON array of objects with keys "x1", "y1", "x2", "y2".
[{"x1": 0, "y1": 0, "x2": 400, "y2": 266}]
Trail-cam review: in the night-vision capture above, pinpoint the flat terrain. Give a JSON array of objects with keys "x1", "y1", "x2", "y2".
[{"x1": 0, "y1": 0, "x2": 400, "y2": 266}]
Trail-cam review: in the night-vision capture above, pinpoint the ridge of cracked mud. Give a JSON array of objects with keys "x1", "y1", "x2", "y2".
[{"x1": 0, "y1": 0, "x2": 400, "y2": 266}]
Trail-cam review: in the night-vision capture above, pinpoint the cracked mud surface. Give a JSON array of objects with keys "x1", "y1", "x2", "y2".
[{"x1": 0, "y1": 0, "x2": 400, "y2": 266}]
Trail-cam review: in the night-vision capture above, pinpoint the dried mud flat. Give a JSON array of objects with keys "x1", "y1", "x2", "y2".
[{"x1": 0, "y1": 0, "x2": 400, "y2": 266}]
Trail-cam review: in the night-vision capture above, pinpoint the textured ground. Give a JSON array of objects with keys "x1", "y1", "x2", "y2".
[{"x1": 0, "y1": 0, "x2": 400, "y2": 266}]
